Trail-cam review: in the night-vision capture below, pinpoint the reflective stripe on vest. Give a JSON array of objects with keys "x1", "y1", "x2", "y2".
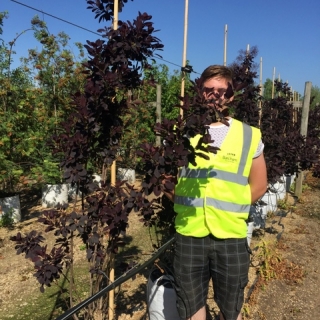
[
  {"x1": 174, "y1": 195, "x2": 251, "y2": 212},
  {"x1": 179, "y1": 167, "x2": 248, "y2": 185},
  {"x1": 238, "y1": 123, "x2": 252, "y2": 176}
]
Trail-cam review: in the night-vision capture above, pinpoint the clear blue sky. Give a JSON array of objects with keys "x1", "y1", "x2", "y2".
[{"x1": 1, "y1": 0, "x2": 320, "y2": 96}]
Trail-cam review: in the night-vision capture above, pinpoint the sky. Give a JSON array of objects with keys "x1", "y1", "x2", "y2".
[{"x1": 1, "y1": 0, "x2": 320, "y2": 96}]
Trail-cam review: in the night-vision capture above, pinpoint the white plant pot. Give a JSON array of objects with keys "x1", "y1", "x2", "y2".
[
  {"x1": 147, "y1": 268, "x2": 179, "y2": 320},
  {"x1": 261, "y1": 191, "x2": 277, "y2": 213},
  {"x1": 93, "y1": 173, "x2": 102, "y2": 187},
  {"x1": 278, "y1": 183, "x2": 286, "y2": 200},
  {"x1": 117, "y1": 168, "x2": 136, "y2": 184},
  {"x1": 68, "y1": 183, "x2": 82, "y2": 199},
  {"x1": 247, "y1": 221, "x2": 254, "y2": 246},
  {"x1": 42, "y1": 184, "x2": 69, "y2": 208},
  {"x1": 0, "y1": 195, "x2": 21, "y2": 223},
  {"x1": 269, "y1": 180, "x2": 286, "y2": 200},
  {"x1": 261, "y1": 203, "x2": 267, "y2": 218}
]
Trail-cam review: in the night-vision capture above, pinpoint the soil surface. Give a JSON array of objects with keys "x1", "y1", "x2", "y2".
[
  {"x1": 246, "y1": 173, "x2": 320, "y2": 320},
  {"x1": 0, "y1": 173, "x2": 320, "y2": 320}
]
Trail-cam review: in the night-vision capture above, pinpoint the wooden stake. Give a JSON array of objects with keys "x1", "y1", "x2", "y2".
[
  {"x1": 259, "y1": 57, "x2": 263, "y2": 125},
  {"x1": 156, "y1": 84, "x2": 162, "y2": 147},
  {"x1": 271, "y1": 67, "x2": 275, "y2": 99},
  {"x1": 109, "y1": 2, "x2": 118, "y2": 319},
  {"x1": 245, "y1": 44, "x2": 249, "y2": 74},
  {"x1": 223, "y1": 24, "x2": 228, "y2": 66},
  {"x1": 294, "y1": 81, "x2": 312, "y2": 198},
  {"x1": 180, "y1": 0, "x2": 189, "y2": 118}
]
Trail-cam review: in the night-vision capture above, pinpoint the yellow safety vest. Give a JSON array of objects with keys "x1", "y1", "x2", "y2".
[{"x1": 174, "y1": 119, "x2": 261, "y2": 239}]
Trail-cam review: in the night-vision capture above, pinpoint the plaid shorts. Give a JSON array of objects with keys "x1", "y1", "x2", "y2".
[{"x1": 173, "y1": 233, "x2": 250, "y2": 320}]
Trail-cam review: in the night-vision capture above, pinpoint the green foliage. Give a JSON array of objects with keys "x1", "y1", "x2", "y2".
[
  {"x1": 262, "y1": 78, "x2": 273, "y2": 100},
  {"x1": 0, "y1": 11, "x2": 8, "y2": 37},
  {"x1": 0, "y1": 13, "x2": 86, "y2": 191},
  {"x1": 263, "y1": 77, "x2": 299, "y2": 101},
  {"x1": 143, "y1": 62, "x2": 192, "y2": 120},
  {"x1": 310, "y1": 85, "x2": 320, "y2": 109},
  {"x1": 32, "y1": 160, "x2": 62, "y2": 185},
  {"x1": 0, "y1": 207, "x2": 14, "y2": 227},
  {"x1": 118, "y1": 62, "x2": 192, "y2": 169},
  {"x1": 277, "y1": 199, "x2": 288, "y2": 210}
]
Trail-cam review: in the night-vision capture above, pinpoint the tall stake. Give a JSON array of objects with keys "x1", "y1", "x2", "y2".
[
  {"x1": 245, "y1": 44, "x2": 249, "y2": 74},
  {"x1": 223, "y1": 24, "x2": 228, "y2": 66},
  {"x1": 259, "y1": 57, "x2": 263, "y2": 124},
  {"x1": 271, "y1": 67, "x2": 275, "y2": 99},
  {"x1": 156, "y1": 84, "x2": 162, "y2": 147},
  {"x1": 109, "y1": 2, "x2": 118, "y2": 319},
  {"x1": 180, "y1": 0, "x2": 189, "y2": 117},
  {"x1": 295, "y1": 81, "x2": 312, "y2": 197}
]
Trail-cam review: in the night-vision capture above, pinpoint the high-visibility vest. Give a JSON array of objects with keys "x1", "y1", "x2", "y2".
[{"x1": 174, "y1": 119, "x2": 261, "y2": 239}]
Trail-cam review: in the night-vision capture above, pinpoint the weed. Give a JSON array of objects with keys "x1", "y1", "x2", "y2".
[
  {"x1": 290, "y1": 307, "x2": 302, "y2": 315},
  {"x1": 291, "y1": 182, "x2": 311, "y2": 193},
  {"x1": 302, "y1": 183, "x2": 311, "y2": 192},
  {"x1": 289, "y1": 205, "x2": 297, "y2": 212},
  {"x1": 277, "y1": 199, "x2": 288, "y2": 210},
  {"x1": 255, "y1": 240, "x2": 281, "y2": 281},
  {"x1": 254, "y1": 239, "x2": 305, "y2": 287},
  {"x1": 242, "y1": 303, "x2": 251, "y2": 319}
]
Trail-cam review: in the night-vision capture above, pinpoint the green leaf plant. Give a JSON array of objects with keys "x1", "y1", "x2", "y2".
[{"x1": 0, "y1": 12, "x2": 86, "y2": 193}]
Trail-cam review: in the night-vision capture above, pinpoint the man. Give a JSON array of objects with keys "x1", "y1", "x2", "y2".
[{"x1": 169, "y1": 65, "x2": 267, "y2": 320}]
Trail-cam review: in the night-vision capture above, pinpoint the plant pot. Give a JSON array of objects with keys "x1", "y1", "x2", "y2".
[
  {"x1": 42, "y1": 183, "x2": 69, "y2": 208},
  {"x1": 247, "y1": 221, "x2": 254, "y2": 246},
  {"x1": 147, "y1": 268, "x2": 179, "y2": 320},
  {"x1": 269, "y1": 180, "x2": 286, "y2": 200},
  {"x1": 68, "y1": 183, "x2": 82, "y2": 200},
  {"x1": 117, "y1": 168, "x2": 136, "y2": 184},
  {"x1": 0, "y1": 195, "x2": 21, "y2": 223},
  {"x1": 93, "y1": 173, "x2": 102, "y2": 187},
  {"x1": 261, "y1": 191, "x2": 277, "y2": 214}
]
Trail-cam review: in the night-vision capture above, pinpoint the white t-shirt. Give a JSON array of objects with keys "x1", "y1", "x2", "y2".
[{"x1": 208, "y1": 118, "x2": 264, "y2": 158}]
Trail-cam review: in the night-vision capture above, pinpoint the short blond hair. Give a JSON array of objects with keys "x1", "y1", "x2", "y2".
[{"x1": 200, "y1": 65, "x2": 233, "y2": 86}]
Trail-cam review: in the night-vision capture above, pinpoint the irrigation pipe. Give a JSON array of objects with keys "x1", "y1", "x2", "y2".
[{"x1": 56, "y1": 237, "x2": 175, "y2": 320}]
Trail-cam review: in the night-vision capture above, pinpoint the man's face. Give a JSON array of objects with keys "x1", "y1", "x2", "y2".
[{"x1": 202, "y1": 76, "x2": 232, "y2": 106}]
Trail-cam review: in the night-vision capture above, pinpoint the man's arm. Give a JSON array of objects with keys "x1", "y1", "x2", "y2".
[
  {"x1": 248, "y1": 153, "x2": 268, "y2": 204},
  {"x1": 161, "y1": 174, "x2": 176, "y2": 202},
  {"x1": 163, "y1": 188, "x2": 175, "y2": 202}
]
